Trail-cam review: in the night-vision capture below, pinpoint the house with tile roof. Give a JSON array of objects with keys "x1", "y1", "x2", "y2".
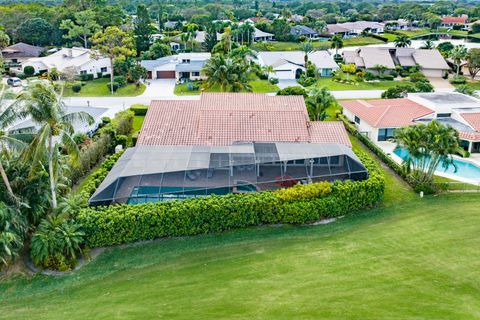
[
  {"x1": 290, "y1": 25, "x2": 319, "y2": 39},
  {"x1": 327, "y1": 21, "x2": 385, "y2": 37},
  {"x1": 13, "y1": 47, "x2": 111, "y2": 77},
  {"x1": 441, "y1": 15, "x2": 468, "y2": 28},
  {"x1": 341, "y1": 92, "x2": 480, "y2": 153},
  {"x1": 141, "y1": 52, "x2": 211, "y2": 81},
  {"x1": 89, "y1": 93, "x2": 368, "y2": 205},
  {"x1": 1, "y1": 43, "x2": 45, "y2": 68},
  {"x1": 257, "y1": 51, "x2": 339, "y2": 79},
  {"x1": 343, "y1": 47, "x2": 450, "y2": 77}
]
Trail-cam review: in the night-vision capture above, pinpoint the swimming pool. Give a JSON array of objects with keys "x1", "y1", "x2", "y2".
[{"x1": 393, "y1": 147, "x2": 480, "y2": 182}]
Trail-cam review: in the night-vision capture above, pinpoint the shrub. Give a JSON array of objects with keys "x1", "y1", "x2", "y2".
[
  {"x1": 77, "y1": 151, "x2": 384, "y2": 248},
  {"x1": 72, "y1": 84, "x2": 82, "y2": 93},
  {"x1": 114, "y1": 75, "x2": 127, "y2": 87},
  {"x1": 277, "y1": 86, "x2": 307, "y2": 97},
  {"x1": 450, "y1": 75, "x2": 467, "y2": 84},
  {"x1": 297, "y1": 76, "x2": 316, "y2": 87},
  {"x1": 409, "y1": 72, "x2": 427, "y2": 83},
  {"x1": 23, "y1": 66, "x2": 35, "y2": 77},
  {"x1": 381, "y1": 84, "x2": 414, "y2": 98},
  {"x1": 269, "y1": 78, "x2": 279, "y2": 85},
  {"x1": 364, "y1": 71, "x2": 376, "y2": 81},
  {"x1": 79, "y1": 73, "x2": 94, "y2": 81},
  {"x1": 380, "y1": 74, "x2": 395, "y2": 81},
  {"x1": 258, "y1": 73, "x2": 269, "y2": 80},
  {"x1": 30, "y1": 216, "x2": 84, "y2": 271},
  {"x1": 107, "y1": 82, "x2": 120, "y2": 92},
  {"x1": 115, "y1": 134, "x2": 128, "y2": 147},
  {"x1": 112, "y1": 110, "x2": 134, "y2": 135},
  {"x1": 130, "y1": 104, "x2": 149, "y2": 116}
]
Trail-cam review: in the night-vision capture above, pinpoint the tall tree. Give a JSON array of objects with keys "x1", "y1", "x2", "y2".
[
  {"x1": 17, "y1": 82, "x2": 93, "y2": 210},
  {"x1": 450, "y1": 45, "x2": 468, "y2": 77},
  {"x1": 300, "y1": 41, "x2": 314, "y2": 69},
  {"x1": 186, "y1": 23, "x2": 198, "y2": 52},
  {"x1": 16, "y1": 18, "x2": 55, "y2": 46},
  {"x1": 134, "y1": 4, "x2": 153, "y2": 55},
  {"x1": 305, "y1": 86, "x2": 336, "y2": 121},
  {"x1": 203, "y1": 24, "x2": 218, "y2": 52},
  {"x1": 92, "y1": 27, "x2": 136, "y2": 94},
  {"x1": 330, "y1": 34, "x2": 343, "y2": 57},
  {"x1": 394, "y1": 35, "x2": 411, "y2": 48},
  {"x1": 466, "y1": 48, "x2": 480, "y2": 81},
  {"x1": 202, "y1": 55, "x2": 251, "y2": 92},
  {"x1": 0, "y1": 31, "x2": 10, "y2": 72},
  {"x1": 60, "y1": 10, "x2": 100, "y2": 48}
]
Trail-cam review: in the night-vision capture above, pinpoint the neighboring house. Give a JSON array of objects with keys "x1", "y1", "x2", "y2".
[
  {"x1": 384, "y1": 19, "x2": 412, "y2": 31},
  {"x1": 289, "y1": 14, "x2": 304, "y2": 23},
  {"x1": 257, "y1": 51, "x2": 339, "y2": 79},
  {"x1": 341, "y1": 92, "x2": 480, "y2": 153},
  {"x1": 441, "y1": 15, "x2": 468, "y2": 28},
  {"x1": 326, "y1": 21, "x2": 385, "y2": 37},
  {"x1": 9, "y1": 106, "x2": 108, "y2": 136},
  {"x1": 290, "y1": 25, "x2": 319, "y2": 39},
  {"x1": 15, "y1": 47, "x2": 111, "y2": 77},
  {"x1": 170, "y1": 42, "x2": 181, "y2": 52},
  {"x1": 141, "y1": 52, "x2": 211, "y2": 81},
  {"x1": 216, "y1": 25, "x2": 274, "y2": 42},
  {"x1": 1, "y1": 43, "x2": 44, "y2": 68},
  {"x1": 164, "y1": 21, "x2": 181, "y2": 29},
  {"x1": 90, "y1": 93, "x2": 365, "y2": 205},
  {"x1": 343, "y1": 47, "x2": 450, "y2": 77}
]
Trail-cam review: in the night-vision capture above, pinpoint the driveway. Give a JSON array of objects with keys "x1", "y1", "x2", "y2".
[
  {"x1": 277, "y1": 79, "x2": 300, "y2": 89},
  {"x1": 428, "y1": 77, "x2": 455, "y2": 92},
  {"x1": 142, "y1": 79, "x2": 176, "y2": 97}
]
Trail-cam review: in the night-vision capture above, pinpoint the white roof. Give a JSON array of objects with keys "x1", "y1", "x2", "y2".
[
  {"x1": 178, "y1": 52, "x2": 211, "y2": 60},
  {"x1": 24, "y1": 47, "x2": 105, "y2": 72},
  {"x1": 258, "y1": 51, "x2": 339, "y2": 69}
]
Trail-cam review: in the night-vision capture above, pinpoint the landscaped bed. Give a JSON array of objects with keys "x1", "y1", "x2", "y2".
[
  {"x1": 315, "y1": 77, "x2": 399, "y2": 91},
  {"x1": 174, "y1": 79, "x2": 279, "y2": 96},
  {"x1": 63, "y1": 78, "x2": 146, "y2": 97}
]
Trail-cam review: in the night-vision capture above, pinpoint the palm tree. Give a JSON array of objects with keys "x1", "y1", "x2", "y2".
[
  {"x1": 17, "y1": 82, "x2": 93, "y2": 210},
  {"x1": 186, "y1": 23, "x2": 198, "y2": 52},
  {"x1": 450, "y1": 45, "x2": 468, "y2": 77},
  {"x1": 330, "y1": 34, "x2": 343, "y2": 57},
  {"x1": 420, "y1": 39, "x2": 435, "y2": 49},
  {"x1": 300, "y1": 41, "x2": 314, "y2": 69},
  {"x1": 180, "y1": 33, "x2": 189, "y2": 51},
  {"x1": 262, "y1": 65, "x2": 276, "y2": 78},
  {"x1": 305, "y1": 86, "x2": 336, "y2": 121},
  {"x1": 0, "y1": 87, "x2": 27, "y2": 199},
  {"x1": 394, "y1": 35, "x2": 412, "y2": 48},
  {"x1": 202, "y1": 55, "x2": 251, "y2": 92}
]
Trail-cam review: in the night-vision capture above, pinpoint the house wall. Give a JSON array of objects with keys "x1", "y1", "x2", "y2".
[
  {"x1": 175, "y1": 71, "x2": 207, "y2": 82},
  {"x1": 343, "y1": 109, "x2": 379, "y2": 141},
  {"x1": 421, "y1": 68, "x2": 444, "y2": 78},
  {"x1": 80, "y1": 58, "x2": 111, "y2": 78}
]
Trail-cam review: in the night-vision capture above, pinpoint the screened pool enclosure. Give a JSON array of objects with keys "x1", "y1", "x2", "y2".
[{"x1": 89, "y1": 142, "x2": 368, "y2": 205}]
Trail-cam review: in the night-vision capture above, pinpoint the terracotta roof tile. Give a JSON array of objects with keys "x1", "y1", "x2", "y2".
[
  {"x1": 137, "y1": 93, "x2": 351, "y2": 147},
  {"x1": 459, "y1": 112, "x2": 480, "y2": 141},
  {"x1": 340, "y1": 98, "x2": 434, "y2": 128}
]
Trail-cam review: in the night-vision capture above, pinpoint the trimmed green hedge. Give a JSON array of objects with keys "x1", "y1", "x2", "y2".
[
  {"x1": 77, "y1": 151, "x2": 384, "y2": 248},
  {"x1": 130, "y1": 104, "x2": 149, "y2": 116}
]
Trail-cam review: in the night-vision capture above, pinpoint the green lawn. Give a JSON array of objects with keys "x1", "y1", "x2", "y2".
[
  {"x1": 174, "y1": 80, "x2": 279, "y2": 96},
  {"x1": 460, "y1": 80, "x2": 480, "y2": 90},
  {"x1": 63, "y1": 78, "x2": 146, "y2": 97},
  {"x1": 315, "y1": 77, "x2": 398, "y2": 91},
  {"x1": 2, "y1": 192, "x2": 479, "y2": 319},
  {"x1": 252, "y1": 37, "x2": 384, "y2": 52}
]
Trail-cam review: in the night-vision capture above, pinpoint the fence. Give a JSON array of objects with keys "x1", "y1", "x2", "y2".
[{"x1": 435, "y1": 182, "x2": 480, "y2": 193}]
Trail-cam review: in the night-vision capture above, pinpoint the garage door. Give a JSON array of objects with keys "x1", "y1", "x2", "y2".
[
  {"x1": 156, "y1": 71, "x2": 175, "y2": 79},
  {"x1": 275, "y1": 70, "x2": 295, "y2": 80}
]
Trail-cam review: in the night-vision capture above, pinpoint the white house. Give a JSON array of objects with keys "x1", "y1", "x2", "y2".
[
  {"x1": 17, "y1": 47, "x2": 111, "y2": 78},
  {"x1": 257, "y1": 51, "x2": 339, "y2": 80},
  {"x1": 141, "y1": 52, "x2": 211, "y2": 82},
  {"x1": 327, "y1": 21, "x2": 385, "y2": 37},
  {"x1": 341, "y1": 93, "x2": 480, "y2": 153}
]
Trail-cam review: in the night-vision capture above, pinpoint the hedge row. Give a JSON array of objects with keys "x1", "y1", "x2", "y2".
[
  {"x1": 77, "y1": 151, "x2": 384, "y2": 248},
  {"x1": 338, "y1": 114, "x2": 409, "y2": 181},
  {"x1": 78, "y1": 151, "x2": 124, "y2": 200}
]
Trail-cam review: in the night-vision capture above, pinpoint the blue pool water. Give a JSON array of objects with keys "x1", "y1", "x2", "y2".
[{"x1": 393, "y1": 147, "x2": 480, "y2": 182}]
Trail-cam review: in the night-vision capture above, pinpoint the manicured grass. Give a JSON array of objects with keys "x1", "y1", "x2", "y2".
[
  {"x1": 434, "y1": 175, "x2": 480, "y2": 191},
  {"x1": 460, "y1": 80, "x2": 480, "y2": 90},
  {"x1": 2, "y1": 192, "x2": 480, "y2": 319},
  {"x1": 391, "y1": 28, "x2": 431, "y2": 38},
  {"x1": 63, "y1": 78, "x2": 146, "y2": 97},
  {"x1": 252, "y1": 37, "x2": 384, "y2": 52},
  {"x1": 315, "y1": 77, "x2": 398, "y2": 91},
  {"x1": 132, "y1": 115, "x2": 145, "y2": 134},
  {"x1": 174, "y1": 80, "x2": 279, "y2": 96}
]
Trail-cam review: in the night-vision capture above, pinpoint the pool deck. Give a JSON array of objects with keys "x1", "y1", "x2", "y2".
[{"x1": 376, "y1": 141, "x2": 480, "y2": 185}]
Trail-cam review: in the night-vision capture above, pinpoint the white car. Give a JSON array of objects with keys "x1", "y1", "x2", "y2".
[{"x1": 7, "y1": 77, "x2": 22, "y2": 87}]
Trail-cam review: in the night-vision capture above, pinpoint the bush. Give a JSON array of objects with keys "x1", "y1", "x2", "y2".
[
  {"x1": 107, "y1": 82, "x2": 120, "y2": 92},
  {"x1": 269, "y1": 78, "x2": 279, "y2": 85},
  {"x1": 30, "y1": 216, "x2": 84, "y2": 271},
  {"x1": 77, "y1": 151, "x2": 384, "y2": 248},
  {"x1": 115, "y1": 134, "x2": 128, "y2": 147},
  {"x1": 277, "y1": 86, "x2": 307, "y2": 97},
  {"x1": 23, "y1": 66, "x2": 35, "y2": 76},
  {"x1": 450, "y1": 75, "x2": 467, "y2": 84},
  {"x1": 381, "y1": 84, "x2": 414, "y2": 98},
  {"x1": 112, "y1": 110, "x2": 134, "y2": 135},
  {"x1": 72, "y1": 84, "x2": 82, "y2": 93},
  {"x1": 114, "y1": 75, "x2": 127, "y2": 87},
  {"x1": 409, "y1": 72, "x2": 427, "y2": 83},
  {"x1": 380, "y1": 74, "x2": 395, "y2": 81},
  {"x1": 297, "y1": 76, "x2": 316, "y2": 87},
  {"x1": 258, "y1": 73, "x2": 269, "y2": 80},
  {"x1": 79, "y1": 73, "x2": 94, "y2": 81},
  {"x1": 130, "y1": 104, "x2": 149, "y2": 116},
  {"x1": 364, "y1": 71, "x2": 376, "y2": 81}
]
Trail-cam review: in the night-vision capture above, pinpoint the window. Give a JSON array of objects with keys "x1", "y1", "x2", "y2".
[
  {"x1": 80, "y1": 70, "x2": 87, "y2": 75},
  {"x1": 354, "y1": 116, "x2": 360, "y2": 124},
  {"x1": 182, "y1": 59, "x2": 190, "y2": 63},
  {"x1": 436, "y1": 113, "x2": 451, "y2": 118},
  {"x1": 378, "y1": 128, "x2": 395, "y2": 141},
  {"x1": 100, "y1": 67, "x2": 107, "y2": 73},
  {"x1": 192, "y1": 72, "x2": 200, "y2": 77}
]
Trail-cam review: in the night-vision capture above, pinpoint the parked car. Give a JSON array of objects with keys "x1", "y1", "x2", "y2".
[{"x1": 7, "y1": 77, "x2": 22, "y2": 87}]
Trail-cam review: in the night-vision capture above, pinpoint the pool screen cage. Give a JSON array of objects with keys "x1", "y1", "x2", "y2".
[{"x1": 89, "y1": 142, "x2": 368, "y2": 205}]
